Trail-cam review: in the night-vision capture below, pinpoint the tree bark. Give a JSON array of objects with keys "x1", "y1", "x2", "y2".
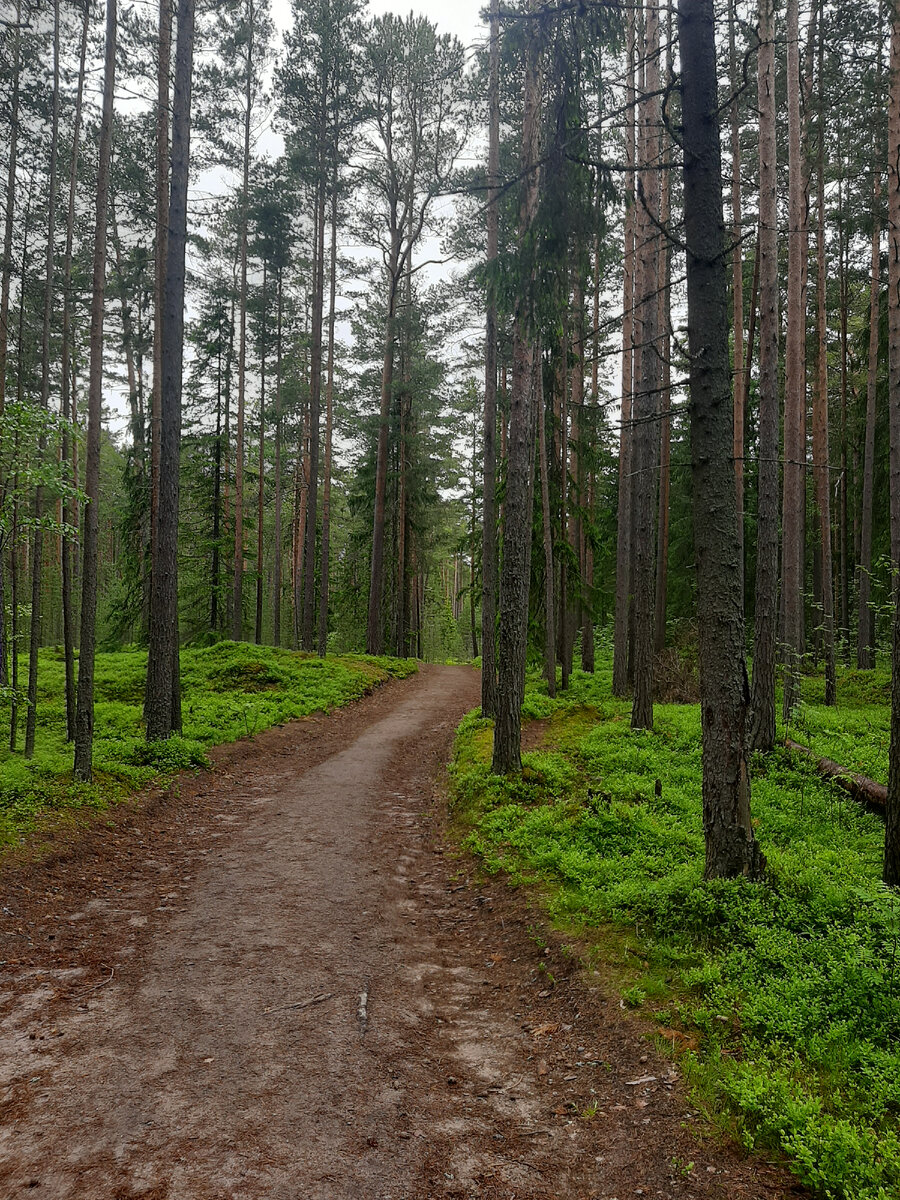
[
  {"x1": 537, "y1": 351, "x2": 556, "y2": 697},
  {"x1": 275, "y1": 269, "x2": 284, "y2": 646},
  {"x1": 149, "y1": 0, "x2": 172, "y2": 611},
  {"x1": 317, "y1": 174, "x2": 338, "y2": 658},
  {"x1": 782, "y1": 0, "x2": 810, "y2": 723},
  {"x1": 255, "y1": 261, "x2": 267, "y2": 645},
  {"x1": 654, "y1": 148, "x2": 671, "y2": 654},
  {"x1": 749, "y1": 0, "x2": 780, "y2": 752},
  {"x1": 144, "y1": 0, "x2": 194, "y2": 742},
  {"x1": 366, "y1": 243, "x2": 399, "y2": 656},
  {"x1": 811, "y1": 3, "x2": 835, "y2": 705},
  {"x1": 678, "y1": 0, "x2": 765, "y2": 881},
  {"x1": 24, "y1": 0, "x2": 60, "y2": 760},
  {"x1": 481, "y1": 0, "x2": 501, "y2": 714},
  {"x1": 729, "y1": 0, "x2": 746, "y2": 560},
  {"x1": 858, "y1": 173, "x2": 881, "y2": 670},
  {"x1": 612, "y1": 5, "x2": 636, "y2": 699},
  {"x1": 890, "y1": 1, "x2": 900, "y2": 582},
  {"x1": 630, "y1": 0, "x2": 661, "y2": 732},
  {"x1": 492, "y1": 10, "x2": 541, "y2": 775},
  {"x1": 303, "y1": 174, "x2": 327, "y2": 651},
  {"x1": 232, "y1": 0, "x2": 255, "y2": 643},
  {"x1": 73, "y1": 0, "x2": 116, "y2": 780}
]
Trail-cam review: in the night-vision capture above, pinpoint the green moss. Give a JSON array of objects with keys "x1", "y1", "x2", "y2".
[{"x1": 450, "y1": 658, "x2": 900, "y2": 1200}]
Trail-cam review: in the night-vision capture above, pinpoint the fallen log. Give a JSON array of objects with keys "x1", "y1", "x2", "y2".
[{"x1": 784, "y1": 738, "x2": 887, "y2": 811}]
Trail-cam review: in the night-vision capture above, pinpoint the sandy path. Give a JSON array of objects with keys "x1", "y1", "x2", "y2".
[{"x1": 0, "y1": 666, "x2": 804, "y2": 1200}]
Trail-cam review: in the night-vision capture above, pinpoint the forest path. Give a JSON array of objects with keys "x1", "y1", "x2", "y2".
[{"x1": 0, "y1": 665, "x2": 803, "y2": 1200}]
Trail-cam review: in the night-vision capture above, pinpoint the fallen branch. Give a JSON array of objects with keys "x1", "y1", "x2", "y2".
[
  {"x1": 785, "y1": 739, "x2": 887, "y2": 811},
  {"x1": 264, "y1": 991, "x2": 334, "y2": 1015}
]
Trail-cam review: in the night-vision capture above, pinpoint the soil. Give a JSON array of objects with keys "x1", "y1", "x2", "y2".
[{"x1": 0, "y1": 664, "x2": 808, "y2": 1199}]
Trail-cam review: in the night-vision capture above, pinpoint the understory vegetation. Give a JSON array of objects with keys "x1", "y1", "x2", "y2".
[
  {"x1": 0, "y1": 643, "x2": 416, "y2": 846},
  {"x1": 451, "y1": 651, "x2": 897, "y2": 1200}
]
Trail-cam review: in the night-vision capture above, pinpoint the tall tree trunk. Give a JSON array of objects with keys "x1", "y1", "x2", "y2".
[
  {"x1": 838, "y1": 157, "x2": 851, "y2": 653},
  {"x1": 149, "y1": 0, "x2": 172, "y2": 610},
  {"x1": 749, "y1": 0, "x2": 780, "y2": 752},
  {"x1": 255, "y1": 261, "x2": 267, "y2": 645},
  {"x1": 887, "y1": 44, "x2": 900, "y2": 877},
  {"x1": 612, "y1": 5, "x2": 636, "y2": 699},
  {"x1": 317, "y1": 180, "x2": 338, "y2": 658},
  {"x1": 678, "y1": 0, "x2": 765, "y2": 882},
  {"x1": 232, "y1": 0, "x2": 254, "y2": 643},
  {"x1": 144, "y1": 0, "x2": 193, "y2": 742},
  {"x1": 858, "y1": 173, "x2": 881, "y2": 670},
  {"x1": 0, "y1": 0, "x2": 22, "y2": 692},
  {"x1": 275, "y1": 269, "x2": 284, "y2": 647},
  {"x1": 481, "y1": 0, "x2": 501, "y2": 714},
  {"x1": 303, "y1": 175, "x2": 327, "y2": 650},
  {"x1": 24, "y1": 0, "x2": 60, "y2": 760},
  {"x1": 812, "y1": 6, "x2": 835, "y2": 705},
  {"x1": 571, "y1": 277, "x2": 585, "y2": 672},
  {"x1": 729, "y1": 0, "x2": 746, "y2": 557},
  {"x1": 781, "y1": 0, "x2": 807, "y2": 724},
  {"x1": 887, "y1": 10, "x2": 900, "y2": 886},
  {"x1": 366, "y1": 239, "x2": 400, "y2": 656},
  {"x1": 211, "y1": 336, "x2": 223, "y2": 633},
  {"x1": 654, "y1": 148, "x2": 671, "y2": 653},
  {"x1": 492, "y1": 11, "x2": 541, "y2": 775},
  {"x1": 73, "y1": 0, "x2": 116, "y2": 780},
  {"x1": 537, "y1": 351, "x2": 556, "y2": 697},
  {"x1": 890, "y1": 2, "x2": 900, "y2": 584},
  {"x1": 559, "y1": 309, "x2": 572, "y2": 692},
  {"x1": 631, "y1": 0, "x2": 661, "y2": 732}
]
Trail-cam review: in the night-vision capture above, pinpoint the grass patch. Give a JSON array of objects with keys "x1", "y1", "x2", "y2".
[
  {"x1": 450, "y1": 659, "x2": 899, "y2": 1200},
  {"x1": 0, "y1": 642, "x2": 417, "y2": 847}
]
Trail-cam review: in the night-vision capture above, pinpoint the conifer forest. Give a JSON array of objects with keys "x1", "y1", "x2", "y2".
[{"x1": 7, "y1": 0, "x2": 900, "y2": 1195}]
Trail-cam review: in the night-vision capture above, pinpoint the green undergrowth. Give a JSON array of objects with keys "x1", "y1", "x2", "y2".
[
  {"x1": 0, "y1": 642, "x2": 416, "y2": 847},
  {"x1": 450, "y1": 663, "x2": 899, "y2": 1200},
  {"x1": 788, "y1": 665, "x2": 891, "y2": 785}
]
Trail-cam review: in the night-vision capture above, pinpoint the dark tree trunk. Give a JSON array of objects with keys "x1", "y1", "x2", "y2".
[
  {"x1": 0, "y1": 0, "x2": 22, "y2": 693},
  {"x1": 303, "y1": 178, "x2": 327, "y2": 650},
  {"x1": 255, "y1": 261, "x2": 267, "y2": 645},
  {"x1": 24, "y1": 0, "x2": 60, "y2": 759},
  {"x1": 150, "y1": 0, "x2": 172, "y2": 615},
  {"x1": 212, "y1": 338, "x2": 223, "y2": 633},
  {"x1": 481, "y1": 0, "x2": 501, "y2": 714},
  {"x1": 678, "y1": 0, "x2": 765, "y2": 881},
  {"x1": 654, "y1": 153, "x2": 671, "y2": 653},
  {"x1": 858, "y1": 173, "x2": 881, "y2": 669},
  {"x1": 886, "y1": 582, "x2": 900, "y2": 884},
  {"x1": 812, "y1": 4, "x2": 835, "y2": 706},
  {"x1": 317, "y1": 176, "x2": 338, "y2": 658},
  {"x1": 729, "y1": 0, "x2": 746, "y2": 559},
  {"x1": 630, "y1": 0, "x2": 661, "y2": 732},
  {"x1": 612, "y1": 6, "x2": 636, "y2": 699},
  {"x1": 537, "y1": 351, "x2": 556, "y2": 697},
  {"x1": 492, "y1": 12, "x2": 541, "y2": 775},
  {"x1": 144, "y1": 0, "x2": 194, "y2": 742},
  {"x1": 749, "y1": 0, "x2": 779, "y2": 753},
  {"x1": 366, "y1": 249, "x2": 399, "y2": 656},
  {"x1": 781, "y1": 0, "x2": 809, "y2": 723},
  {"x1": 275, "y1": 269, "x2": 285, "y2": 647},
  {"x1": 890, "y1": 5, "x2": 900, "y2": 581},
  {"x1": 232, "y1": 0, "x2": 255, "y2": 643},
  {"x1": 73, "y1": 0, "x2": 117, "y2": 780}
]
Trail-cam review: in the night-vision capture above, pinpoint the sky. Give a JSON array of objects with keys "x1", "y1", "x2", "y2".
[{"x1": 270, "y1": 0, "x2": 490, "y2": 51}]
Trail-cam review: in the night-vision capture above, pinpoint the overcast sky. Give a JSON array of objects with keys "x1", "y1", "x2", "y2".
[{"x1": 270, "y1": 0, "x2": 491, "y2": 51}]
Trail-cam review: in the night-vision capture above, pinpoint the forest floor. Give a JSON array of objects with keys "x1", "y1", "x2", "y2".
[{"x1": 0, "y1": 665, "x2": 805, "y2": 1200}]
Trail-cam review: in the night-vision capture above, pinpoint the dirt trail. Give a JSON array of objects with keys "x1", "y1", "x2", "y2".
[{"x1": 0, "y1": 665, "x2": 805, "y2": 1200}]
